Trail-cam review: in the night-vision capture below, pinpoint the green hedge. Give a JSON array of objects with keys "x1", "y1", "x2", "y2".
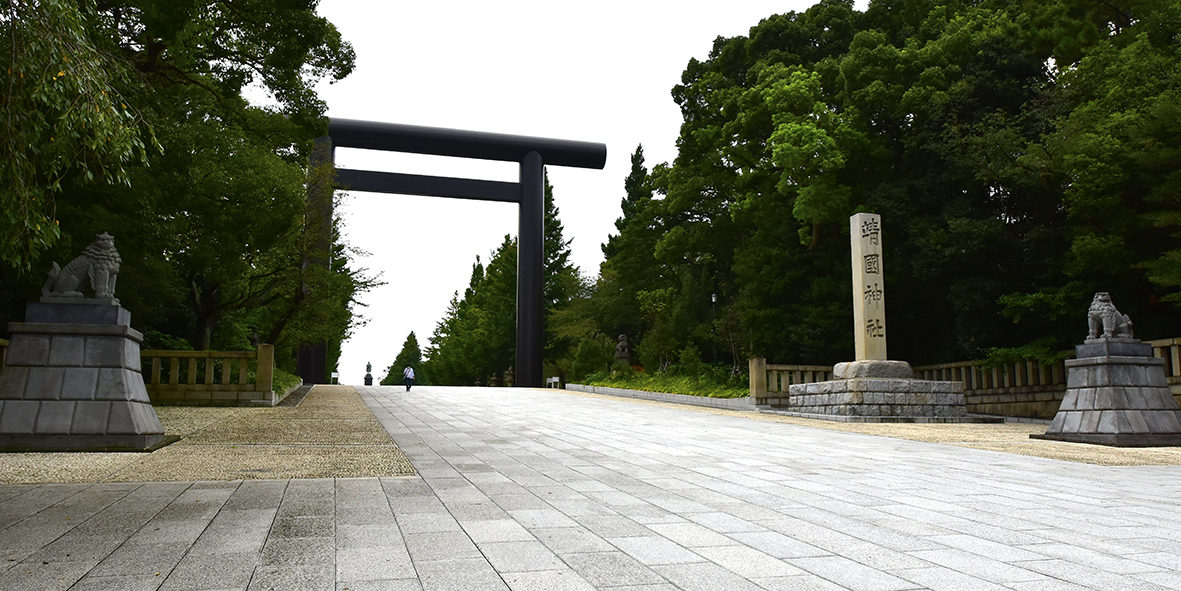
[
  {"x1": 273, "y1": 368, "x2": 301, "y2": 394},
  {"x1": 582, "y1": 370, "x2": 748, "y2": 399}
]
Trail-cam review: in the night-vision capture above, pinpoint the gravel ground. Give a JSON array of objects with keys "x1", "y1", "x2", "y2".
[
  {"x1": 0, "y1": 385, "x2": 415, "y2": 484},
  {"x1": 564, "y1": 389, "x2": 1181, "y2": 466}
]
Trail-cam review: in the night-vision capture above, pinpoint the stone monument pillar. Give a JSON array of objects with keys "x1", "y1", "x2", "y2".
[
  {"x1": 852, "y1": 213, "x2": 886, "y2": 361},
  {"x1": 783, "y1": 214, "x2": 971, "y2": 420},
  {"x1": 0, "y1": 233, "x2": 170, "y2": 451},
  {"x1": 364, "y1": 362, "x2": 373, "y2": 386},
  {"x1": 1035, "y1": 293, "x2": 1181, "y2": 446},
  {"x1": 840, "y1": 213, "x2": 911, "y2": 379}
]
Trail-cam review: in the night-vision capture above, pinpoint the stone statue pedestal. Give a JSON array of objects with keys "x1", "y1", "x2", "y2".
[
  {"x1": 786, "y1": 360, "x2": 970, "y2": 421},
  {"x1": 1034, "y1": 338, "x2": 1181, "y2": 446},
  {"x1": 0, "y1": 299, "x2": 172, "y2": 451},
  {"x1": 364, "y1": 373, "x2": 373, "y2": 386}
]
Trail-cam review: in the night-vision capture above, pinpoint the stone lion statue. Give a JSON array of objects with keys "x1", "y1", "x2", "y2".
[
  {"x1": 41, "y1": 232, "x2": 121, "y2": 301},
  {"x1": 614, "y1": 334, "x2": 630, "y2": 363},
  {"x1": 1087, "y1": 292, "x2": 1133, "y2": 339}
]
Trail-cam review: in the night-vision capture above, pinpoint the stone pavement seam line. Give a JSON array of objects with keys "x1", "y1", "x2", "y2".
[
  {"x1": 359, "y1": 387, "x2": 713, "y2": 591},
  {"x1": 72, "y1": 481, "x2": 202, "y2": 586},
  {"x1": 146, "y1": 481, "x2": 242, "y2": 588},
  {"x1": 244, "y1": 478, "x2": 293, "y2": 591},
  {"x1": 377, "y1": 476, "x2": 423, "y2": 587},
  {"x1": 354, "y1": 389, "x2": 512, "y2": 588},
  {"x1": 349, "y1": 386, "x2": 1181, "y2": 591},
  {"x1": 390, "y1": 402, "x2": 522, "y2": 591},
  {"x1": 0, "y1": 481, "x2": 129, "y2": 577},
  {"x1": 362, "y1": 387, "x2": 616, "y2": 591}
]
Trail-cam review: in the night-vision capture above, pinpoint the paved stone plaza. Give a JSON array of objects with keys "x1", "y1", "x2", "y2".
[{"x1": 2, "y1": 386, "x2": 1180, "y2": 590}]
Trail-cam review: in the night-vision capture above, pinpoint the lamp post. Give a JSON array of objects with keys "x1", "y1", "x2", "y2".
[{"x1": 711, "y1": 293, "x2": 717, "y2": 364}]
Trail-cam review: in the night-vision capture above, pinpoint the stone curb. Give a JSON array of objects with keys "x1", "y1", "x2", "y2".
[{"x1": 564, "y1": 383, "x2": 753, "y2": 410}]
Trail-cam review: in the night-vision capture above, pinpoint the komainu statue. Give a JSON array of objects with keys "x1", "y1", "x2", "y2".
[
  {"x1": 1087, "y1": 292, "x2": 1133, "y2": 339},
  {"x1": 41, "y1": 232, "x2": 122, "y2": 301},
  {"x1": 614, "y1": 334, "x2": 630, "y2": 363}
]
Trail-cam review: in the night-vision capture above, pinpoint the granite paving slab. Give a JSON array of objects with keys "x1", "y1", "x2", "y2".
[{"x1": 0, "y1": 385, "x2": 1179, "y2": 590}]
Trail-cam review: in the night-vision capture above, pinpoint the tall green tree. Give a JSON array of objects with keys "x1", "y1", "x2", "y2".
[
  {"x1": 0, "y1": 0, "x2": 371, "y2": 368},
  {"x1": 578, "y1": 0, "x2": 1181, "y2": 370},
  {"x1": 542, "y1": 173, "x2": 582, "y2": 373},
  {"x1": 423, "y1": 237, "x2": 518, "y2": 385},
  {"x1": 381, "y1": 331, "x2": 424, "y2": 385},
  {"x1": 595, "y1": 145, "x2": 667, "y2": 353}
]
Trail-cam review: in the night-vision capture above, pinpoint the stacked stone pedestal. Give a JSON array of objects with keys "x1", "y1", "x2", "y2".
[
  {"x1": 1036, "y1": 338, "x2": 1181, "y2": 447},
  {"x1": 783, "y1": 360, "x2": 973, "y2": 422},
  {"x1": 0, "y1": 300, "x2": 170, "y2": 451},
  {"x1": 787, "y1": 378, "x2": 968, "y2": 420}
]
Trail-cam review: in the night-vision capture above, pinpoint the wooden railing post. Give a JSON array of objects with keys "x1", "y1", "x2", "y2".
[
  {"x1": 750, "y1": 357, "x2": 767, "y2": 403},
  {"x1": 256, "y1": 344, "x2": 275, "y2": 393},
  {"x1": 151, "y1": 357, "x2": 161, "y2": 385}
]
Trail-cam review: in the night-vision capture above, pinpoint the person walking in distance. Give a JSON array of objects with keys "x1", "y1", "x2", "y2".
[{"x1": 403, "y1": 366, "x2": 415, "y2": 391}]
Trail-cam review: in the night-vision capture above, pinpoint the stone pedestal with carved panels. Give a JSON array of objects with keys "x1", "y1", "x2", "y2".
[
  {"x1": 0, "y1": 300, "x2": 171, "y2": 451},
  {"x1": 1036, "y1": 338, "x2": 1181, "y2": 446}
]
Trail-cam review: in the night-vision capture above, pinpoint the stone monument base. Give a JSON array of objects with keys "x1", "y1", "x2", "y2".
[
  {"x1": 786, "y1": 377, "x2": 971, "y2": 421},
  {"x1": 771, "y1": 359, "x2": 990, "y2": 422},
  {"x1": 1033, "y1": 338, "x2": 1181, "y2": 447}
]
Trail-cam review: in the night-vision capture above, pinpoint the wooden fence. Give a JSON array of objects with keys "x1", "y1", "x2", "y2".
[
  {"x1": 141, "y1": 344, "x2": 282, "y2": 406},
  {"x1": 751, "y1": 337, "x2": 1181, "y2": 419},
  {"x1": 1148, "y1": 338, "x2": 1181, "y2": 388},
  {"x1": 748, "y1": 358, "x2": 833, "y2": 406}
]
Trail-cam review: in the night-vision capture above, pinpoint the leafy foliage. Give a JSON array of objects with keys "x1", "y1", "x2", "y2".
[
  {"x1": 583, "y1": 364, "x2": 749, "y2": 399},
  {"x1": 423, "y1": 237, "x2": 518, "y2": 385},
  {"x1": 424, "y1": 174, "x2": 583, "y2": 385},
  {"x1": 419, "y1": 0, "x2": 1181, "y2": 386},
  {"x1": 573, "y1": 0, "x2": 1181, "y2": 376},
  {"x1": 1, "y1": 0, "x2": 156, "y2": 270},
  {"x1": 0, "y1": 0, "x2": 372, "y2": 376}
]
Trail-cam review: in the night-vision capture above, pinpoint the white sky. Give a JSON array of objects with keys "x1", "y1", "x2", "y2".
[{"x1": 316, "y1": 0, "x2": 850, "y2": 383}]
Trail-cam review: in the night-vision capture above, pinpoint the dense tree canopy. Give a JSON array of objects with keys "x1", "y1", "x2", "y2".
[
  {"x1": 582, "y1": 0, "x2": 1181, "y2": 373},
  {"x1": 1, "y1": 0, "x2": 370, "y2": 378},
  {"x1": 415, "y1": 0, "x2": 1180, "y2": 383},
  {"x1": 1, "y1": 0, "x2": 155, "y2": 270}
]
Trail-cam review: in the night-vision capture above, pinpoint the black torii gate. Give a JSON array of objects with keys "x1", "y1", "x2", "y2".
[{"x1": 299, "y1": 118, "x2": 607, "y2": 388}]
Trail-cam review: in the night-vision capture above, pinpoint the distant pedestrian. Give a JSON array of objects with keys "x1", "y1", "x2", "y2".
[{"x1": 403, "y1": 366, "x2": 415, "y2": 391}]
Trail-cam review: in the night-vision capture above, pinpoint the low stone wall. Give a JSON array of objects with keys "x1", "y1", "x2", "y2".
[
  {"x1": 564, "y1": 384, "x2": 753, "y2": 411},
  {"x1": 964, "y1": 386, "x2": 1067, "y2": 420}
]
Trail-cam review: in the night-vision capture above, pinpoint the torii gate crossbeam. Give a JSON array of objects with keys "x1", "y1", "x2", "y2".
[{"x1": 300, "y1": 118, "x2": 606, "y2": 388}]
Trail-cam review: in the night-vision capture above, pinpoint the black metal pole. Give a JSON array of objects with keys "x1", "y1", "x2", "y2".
[{"x1": 517, "y1": 151, "x2": 544, "y2": 387}]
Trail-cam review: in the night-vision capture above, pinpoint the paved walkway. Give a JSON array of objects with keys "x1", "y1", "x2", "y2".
[{"x1": 2, "y1": 386, "x2": 1180, "y2": 590}]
